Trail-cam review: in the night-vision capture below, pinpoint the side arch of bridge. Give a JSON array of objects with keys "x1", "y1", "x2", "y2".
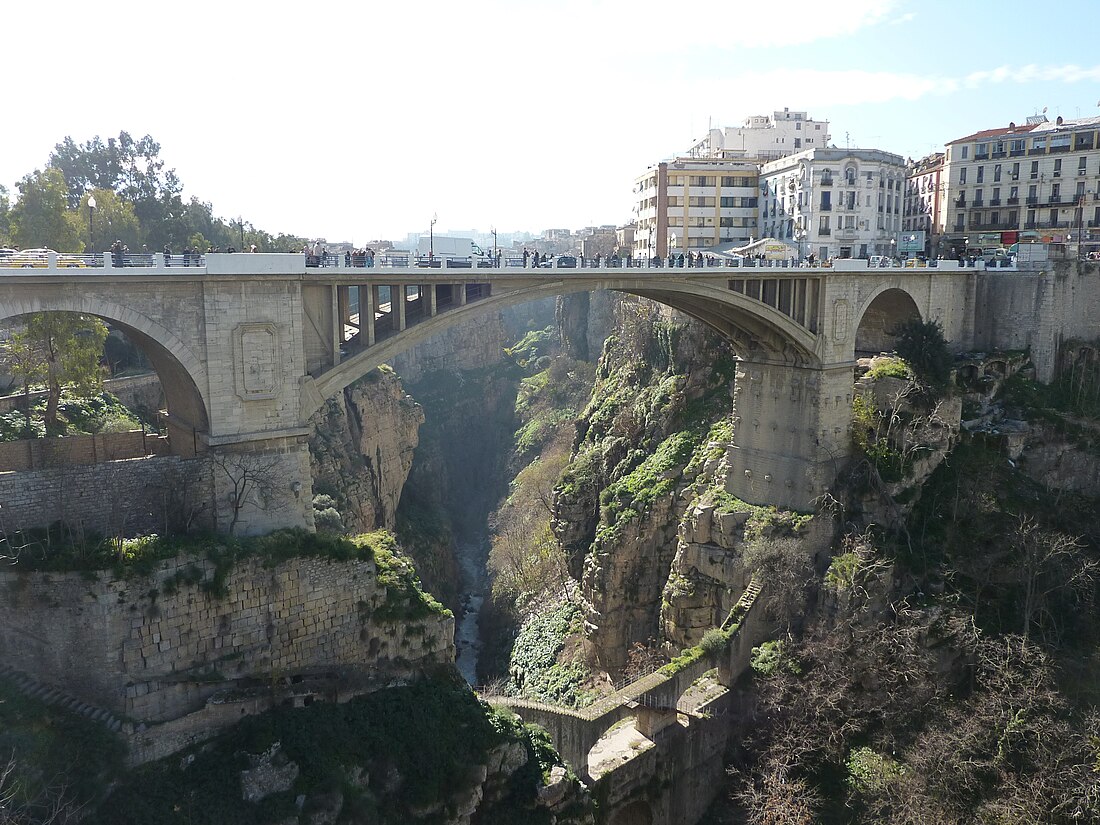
[
  {"x1": 0, "y1": 296, "x2": 211, "y2": 453},
  {"x1": 302, "y1": 278, "x2": 823, "y2": 419}
]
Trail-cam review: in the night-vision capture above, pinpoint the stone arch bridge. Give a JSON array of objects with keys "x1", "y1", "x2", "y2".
[{"x1": 0, "y1": 255, "x2": 976, "y2": 533}]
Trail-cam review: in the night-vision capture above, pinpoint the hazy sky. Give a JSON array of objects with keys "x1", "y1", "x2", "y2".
[{"x1": 4, "y1": 0, "x2": 1099, "y2": 243}]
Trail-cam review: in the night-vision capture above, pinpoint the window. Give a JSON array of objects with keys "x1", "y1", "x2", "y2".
[
  {"x1": 796, "y1": 121, "x2": 802, "y2": 130},
  {"x1": 1030, "y1": 160, "x2": 1039, "y2": 179},
  {"x1": 1032, "y1": 136, "x2": 1047, "y2": 151},
  {"x1": 1079, "y1": 156, "x2": 1088, "y2": 174},
  {"x1": 1054, "y1": 159, "x2": 1062, "y2": 177},
  {"x1": 1010, "y1": 139, "x2": 1026, "y2": 154},
  {"x1": 1010, "y1": 186, "x2": 1018, "y2": 201},
  {"x1": 1076, "y1": 181, "x2": 1086, "y2": 198},
  {"x1": 977, "y1": 166, "x2": 984, "y2": 183},
  {"x1": 1028, "y1": 184, "x2": 1037, "y2": 200},
  {"x1": 992, "y1": 187, "x2": 1000, "y2": 204},
  {"x1": 1051, "y1": 134, "x2": 1071, "y2": 151},
  {"x1": 845, "y1": 215, "x2": 855, "y2": 229},
  {"x1": 974, "y1": 188, "x2": 983, "y2": 205},
  {"x1": 994, "y1": 164, "x2": 1002, "y2": 182},
  {"x1": 976, "y1": 142, "x2": 990, "y2": 158},
  {"x1": 960, "y1": 168, "x2": 967, "y2": 184},
  {"x1": 719, "y1": 217, "x2": 734, "y2": 227},
  {"x1": 961, "y1": 146, "x2": 969, "y2": 159},
  {"x1": 1051, "y1": 183, "x2": 1061, "y2": 201},
  {"x1": 1011, "y1": 162, "x2": 1020, "y2": 180},
  {"x1": 990, "y1": 211, "x2": 999, "y2": 225},
  {"x1": 794, "y1": 138, "x2": 801, "y2": 148},
  {"x1": 845, "y1": 166, "x2": 856, "y2": 185},
  {"x1": 820, "y1": 192, "x2": 831, "y2": 209}
]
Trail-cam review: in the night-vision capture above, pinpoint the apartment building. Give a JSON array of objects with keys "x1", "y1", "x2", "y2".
[
  {"x1": 633, "y1": 159, "x2": 759, "y2": 258},
  {"x1": 685, "y1": 108, "x2": 831, "y2": 162},
  {"x1": 760, "y1": 147, "x2": 907, "y2": 260},
  {"x1": 944, "y1": 114, "x2": 1100, "y2": 249},
  {"x1": 903, "y1": 152, "x2": 945, "y2": 256}
]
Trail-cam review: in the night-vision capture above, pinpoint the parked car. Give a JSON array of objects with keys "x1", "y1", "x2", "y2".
[{"x1": 540, "y1": 255, "x2": 577, "y2": 268}]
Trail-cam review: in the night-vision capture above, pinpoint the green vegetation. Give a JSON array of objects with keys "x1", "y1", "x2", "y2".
[
  {"x1": 507, "y1": 598, "x2": 594, "y2": 708},
  {"x1": 2, "y1": 526, "x2": 449, "y2": 619},
  {"x1": 866, "y1": 356, "x2": 913, "y2": 381},
  {"x1": 891, "y1": 318, "x2": 953, "y2": 389},
  {"x1": 749, "y1": 640, "x2": 801, "y2": 678},
  {"x1": 2, "y1": 130, "x2": 308, "y2": 254},
  {"x1": 89, "y1": 678, "x2": 565, "y2": 825}
]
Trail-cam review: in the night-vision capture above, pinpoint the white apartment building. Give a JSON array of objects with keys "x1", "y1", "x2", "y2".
[
  {"x1": 760, "y1": 147, "x2": 907, "y2": 260},
  {"x1": 943, "y1": 114, "x2": 1100, "y2": 250},
  {"x1": 633, "y1": 159, "x2": 759, "y2": 259},
  {"x1": 686, "y1": 109, "x2": 831, "y2": 162}
]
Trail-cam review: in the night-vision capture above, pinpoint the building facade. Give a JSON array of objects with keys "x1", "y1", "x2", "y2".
[
  {"x1": 903, "y1": 152, "x2": 945, "y2": 257},
  {"x1": 943, "y1": 115, "x2": 1100, "y2": 250},
  {"x1": 759, "y1": 147, "x2": 907, "y2": 260},
  {"x1": 632, "y1": 160, "x2": 759, "y2": 258},
  {"x1": 685, "y1": 109, "x2": 831, "y2": 162}
]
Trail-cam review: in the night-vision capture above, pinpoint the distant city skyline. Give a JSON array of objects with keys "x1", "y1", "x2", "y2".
[{"x1": 5, "y1": 0, "x2": 1100, "y2": 243}]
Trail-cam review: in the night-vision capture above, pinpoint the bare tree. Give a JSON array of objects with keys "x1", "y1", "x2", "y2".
[
  {"x1": 0, "y1": 751, "x2": 83, "y2": 825},
  {"x1": 209, "y1": 451, "x2": 284, "y2": 535}
]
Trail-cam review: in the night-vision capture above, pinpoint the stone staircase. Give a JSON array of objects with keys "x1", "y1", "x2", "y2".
[{"x1": 0, "y1": 663, "x2": 131, "y2": 734}]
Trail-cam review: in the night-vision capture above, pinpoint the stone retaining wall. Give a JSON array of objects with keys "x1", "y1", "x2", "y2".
[{"x1": 0, "y1": 554, "x2": 454, "y2": 729}]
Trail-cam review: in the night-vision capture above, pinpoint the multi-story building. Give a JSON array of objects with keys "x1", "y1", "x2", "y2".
[
  {"x1": 759, "y1": 147, "x2": 907, "y2": 260},
  {"x1": 685, "y1": 108, "x2": 831, "y2": 162},
  {"x1": 632, "y1": 159, "x2": 759, "y2": 258},
  {"x1": 903, "y1": 153, "x2": 945, "y2": 256},
  {"x1": 943, "y1": 114, "x2": 1100, "y2": 250}
]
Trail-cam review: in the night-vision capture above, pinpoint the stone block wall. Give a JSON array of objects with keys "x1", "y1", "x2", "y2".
[
  {"x1": 0, "y1": 554, "x2": 454, "y2": 725},
  {"x1": 973, "y1": 261, "x2": 1100, "y2": 382},
  {"x1": 0, "y1": 430, "x2": 169, "y2": 472},
  {"x1": 0, "y1": 454, "x2": 212, "y2": 536}
]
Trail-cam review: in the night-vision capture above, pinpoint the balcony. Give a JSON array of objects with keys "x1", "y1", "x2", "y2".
[
  {"x1": 955, "y1": 198, "x2": 966, "y2": 208},
  {"x1": 1010, "y1": 149, "x2": 1025, "y2": 157},
  {"x1": 820, "y1": 177, "x2": 833, "y2": 186},
  {"x1": 1007, "y1": 197, "x2": 1019, "y2": 205},
  {"x1": 819, "y1": 228, "x2": 832, "y2": 236},
  {"x1": 819, "y1": 203, "x2": 832, "y2": 211},
  {"x1": 1090, "y1": 220, "x2": 1100, "y2": 228},
  {"x1": 1076, "y1": 140, "x2": 1095, "y2": 151},
  {"x1": 1029, "y1": 148, "x2": 1046, "y2": 155},
  {"x1": 1050, "y1": 144, "x2": 1072, "y2": 153},
  {"x1": 975, "y1": 153, "x2": 990, "y2": 162},
  {"x1": 989, "y1": 199, "x2": 1002, "y2": 206},
  {"x1": 1026, "y1": 196, "x2": 1039, "y2": 205},
  {"x1": 971, "y1": 200, "x2": 984, "y2": 208},
  {"x1": 992, "y1": 150, "x2": 1007, "y2": 159}
]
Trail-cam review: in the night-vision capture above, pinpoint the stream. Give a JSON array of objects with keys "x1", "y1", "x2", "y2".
[{"x1": 454, "y1": 534, "x2": 490, "y2": 685}]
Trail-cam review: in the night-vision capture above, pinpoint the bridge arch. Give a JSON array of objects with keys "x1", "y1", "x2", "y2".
[
  {"x1": 854, "y1": 286, "x2": 923, "y2": 355},
  {"x1": 305, "y1": 278, "x2": 821, "y2": 418},
  {"x1": 0, "y1": 299, "x2": 210, "y2": 456}
]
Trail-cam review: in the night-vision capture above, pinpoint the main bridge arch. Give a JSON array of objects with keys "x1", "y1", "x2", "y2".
[
  {"x1": 0, "y1": 295, "x2": 210, "y2": 457},
  {"x1": 301, "y1": 277, "x2": 823, "y2": 419}
]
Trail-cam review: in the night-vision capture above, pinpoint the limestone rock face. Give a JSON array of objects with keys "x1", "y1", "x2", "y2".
[
  {"x1": 308, "y1": 369, "x2": 424, "y2": 533},
  {"x1": 554, "y1": 300, "x2": 739, "y2": 670},
  {"x1": 660, "y1": 499, "x2": 753, "y2": 649},
  {"x1": 392, "y1": 311, "x2": 510, "y2": 382},
  {"x1": 240, "y1": 743, "x2": 299, "y2": 803}
]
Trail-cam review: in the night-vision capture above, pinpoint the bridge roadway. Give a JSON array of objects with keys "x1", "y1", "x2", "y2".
[{"x1": 0, "y1": 253, "x2": 975, "y2": 534}]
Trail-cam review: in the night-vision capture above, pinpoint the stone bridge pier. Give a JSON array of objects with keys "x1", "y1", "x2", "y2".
[{"x1": 726, "y1": 360, "x2": 854, "y2": 510}]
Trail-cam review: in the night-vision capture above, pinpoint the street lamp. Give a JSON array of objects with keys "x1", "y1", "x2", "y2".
[
  {"x1": 490, "y1": 225, "x2": 498, "y2": 267},
  {"x1": 87, "y1": 194, "x2": 96, "y2": 253},
  {"x1": 429, "y1": 213, "x2": 437, "y2": 260}
]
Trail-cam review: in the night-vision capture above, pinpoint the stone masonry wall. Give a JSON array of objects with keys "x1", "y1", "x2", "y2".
[
  {"x1": 0, "y1": 454, "x2": 212, "y2": 536},
  {"x1": 0, "y1": 554, "x2": 455, "y2": 725},
  {"x1": 973, "y1": 261, "x2": 1100, "y2": 382},
  {"x1": 0, "y1": 430, "x2": 169, "y2": 472}
]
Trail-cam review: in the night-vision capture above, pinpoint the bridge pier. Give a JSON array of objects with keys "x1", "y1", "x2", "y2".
[
  {"x1": 206, "y1": 435, "x2": 315, "y2": 536},
  {"x1": 726, "y1": 359, "x2": 853, "y2": 511}
]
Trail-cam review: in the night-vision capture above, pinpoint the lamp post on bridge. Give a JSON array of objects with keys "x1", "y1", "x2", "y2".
[
  {"x1": 491, "y1": 225, "x2": 498, "y2": 267},
  {"x1": 429, "y1": 213, "x2": 437, "y2": 261},
  {"x1": 87, "y1": 195, "x2": 96, "y2": 253}
]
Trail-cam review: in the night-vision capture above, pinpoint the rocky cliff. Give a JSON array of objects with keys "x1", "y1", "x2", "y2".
[{"x1": 308, "y1": 369, "x2": 423, "y2": 534}]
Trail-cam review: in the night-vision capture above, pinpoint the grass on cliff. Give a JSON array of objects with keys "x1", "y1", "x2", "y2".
[
  {"x1": 2, "y1": 526, "x2": 449, "y2": 618},
  {"x1": 89, "y1": 678, "x2": 563, "y2": 825}
]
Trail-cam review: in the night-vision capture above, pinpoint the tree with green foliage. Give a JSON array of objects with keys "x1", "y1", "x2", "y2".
[
  {"x1": 0, "y1": 328, "x2": 47, "y2": 437},
  {"x1": 8, "y1": 167, "x2": 81, "y2": 252},
  {"x1": 0, "y1": 184, "x2": 11, "y2": 246},
  {"x1": 21, "y1": 313, "x2": 109, "y2": 433},
  {"x1": 890, "y1": 318, "x2": 953, "y2": 389}
]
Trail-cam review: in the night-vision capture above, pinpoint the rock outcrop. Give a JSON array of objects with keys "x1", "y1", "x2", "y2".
[{"x1": 308, "y1": 369, "x2": 424, "y2": 533}]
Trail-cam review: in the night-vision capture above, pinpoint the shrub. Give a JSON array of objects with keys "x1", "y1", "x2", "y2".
[
  {"x1": 891, "y1": 318, "x2": 952, "y2": 389},
  {"x1": 699, "y1": 627, "x2": 728, "y2": 656}
]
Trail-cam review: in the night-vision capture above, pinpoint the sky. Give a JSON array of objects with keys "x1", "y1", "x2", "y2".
[{"x1": 4, "y1": 0, "x2": 1100, "y2": 244}]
